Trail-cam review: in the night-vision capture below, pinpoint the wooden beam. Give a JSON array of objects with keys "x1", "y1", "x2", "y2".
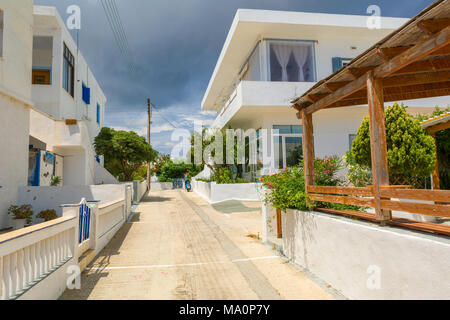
[
  {"x1": 426, "y1": 120, "x2": 450, "y2": 134},
  {"x1": 276, "y1": 209, "x2": 282, "y2": 238},
  {"x1": 382, "y1": 71, "x2": 450, "y2": 88},
  {"x1": 376, "y1": 46, "x2": 414, "y2": 61},
  {"x1": 308, "y1": 93, "x2": 329, "y2": 102},
  {"x1": 380, "y1": 200, "x2": 450, "y2": 218},
  {"x1": 303, "y1": 26, "x2": 450, "y2": 115},
  {"x1": 375, "y1": 26, "x2": 450, "y2": 78},
  {"x1": 431, "y1": 134, "x2": 441, "y2": 190},
  {"x1": 367, "y1": 72, "x2": 391, "y2": 223},
  {"x1": 301, "y1": 109, "x2": 315, "y2": 190},
  {"x1": 309, "y1": 194, "x2": 374, "y2": 208},
  {"x1": 308, "y1": 185, "x2": 373, "y2": 197},
  {"x1": 417, "y1": 18, "x2": 450, "y2": 35},
  {"x1": 323, "y1": 81, "x2": 351, "y2": 92},
  {"x1": 379, "y1": 188, "x2": 450, "y2": 202},
  {"x1": 393, "y1": 58, "x2": 450, "y2": 75}
]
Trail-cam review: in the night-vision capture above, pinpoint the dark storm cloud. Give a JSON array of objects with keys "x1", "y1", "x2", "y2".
[{"x1": 33, "y1": 0, "x2": 431, "y2": 152}]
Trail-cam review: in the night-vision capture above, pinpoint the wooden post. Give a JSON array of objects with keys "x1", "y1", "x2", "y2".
[
  {"x1": 276, "y1": 209, "x2": 282, "y2": 239},
  {"x1": 367, "y1": 72, "x2": 392, "y2": 224},
  {"x1": 301, "y1": 109, "x2": 315, "y2": 191},
  {"x1": 431, "y1": 133, "x2": 441, "y2": 190}
]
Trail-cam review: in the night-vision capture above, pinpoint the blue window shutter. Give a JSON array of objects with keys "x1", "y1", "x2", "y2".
[
  {"x1": 82, "y1": 84, "x2": 91, "y2": 104},
  {"x1": 96, "y1": 104, "x2": 100, "y2": 124},
  {"x1": 332, "y1": 57, "x2": 342, "y2": 73}
]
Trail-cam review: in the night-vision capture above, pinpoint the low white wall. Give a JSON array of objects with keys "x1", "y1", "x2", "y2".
[
  {"x1": 18, "y1": 184, "x2": 128, "y2": 224},
  {"x1": 192, "y1": 180, "x2": 261, "y2": 203},
  {"x1": 151, "y1": 182, "x2": 174, "y2": 191},
  {"x1": 0, "y1": 211, "x2": 78, "y2": 300},
  {"x1": 282, "y1": 209, "x2": 450, "y2": 299},
  {"x1": 137, "y1": 181, "x2": 148, "y2": 201},
  {"x1": 261, "y1": 203, "x2": 277, "y2": 243},
  {"x1": 95, "y1": 162, "x2": 119, "y2": 185},
  {"x1": 94, "y1": 200, "x2": 126, "y2": 255}
]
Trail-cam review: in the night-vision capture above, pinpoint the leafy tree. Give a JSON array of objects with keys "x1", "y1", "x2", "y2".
[
  {"x1": 416, "y1": 107, "x2": 450, "y2": 189},
  {"x1": 187, "y1": 127, "x2": 252, "y2": 181},
  {"x1": 352, "y1": 103, "x2": 436, "y2": 183},
  {"x1": 94, "y1": 127, "x2": 158, "y2": 182}
]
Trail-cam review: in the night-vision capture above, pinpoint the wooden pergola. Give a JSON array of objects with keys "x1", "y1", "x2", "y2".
[{"x1": 291, "y1": 0, "x2": 450, "y2": 235}]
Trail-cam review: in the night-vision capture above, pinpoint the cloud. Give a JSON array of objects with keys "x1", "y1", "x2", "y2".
[{"x1": 35, "y1": 0, "x2": 423, "y2": 154}]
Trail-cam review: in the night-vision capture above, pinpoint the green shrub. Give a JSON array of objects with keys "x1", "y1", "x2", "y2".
[
  {"x1": 37, "y1": 209, "x2": 58, "y2": 222},
  {"x1": 260, "y1": 167, "x2": 311, "y2": 212},
  {"x1": 352, "y1": 103, "x2": 436, "y2": 183},
  {"x1": 260, "y1": 156, "x2": 365, "y2": 212},
  {"x1": 343, "y1": 151, "x2": 372, "y2": 187},
  {"x1": 8, "y1": 205, "x2": 34, "y2": 224}
]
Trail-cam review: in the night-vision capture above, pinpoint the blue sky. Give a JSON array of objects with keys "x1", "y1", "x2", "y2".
[{"x1": 34, "y1": 0, "x2": 433, "y2": 154}]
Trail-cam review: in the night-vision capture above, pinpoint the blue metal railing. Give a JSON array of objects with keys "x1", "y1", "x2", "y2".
[{"x1": 78, "y1": 200, "x2": 92, "y2": 244}]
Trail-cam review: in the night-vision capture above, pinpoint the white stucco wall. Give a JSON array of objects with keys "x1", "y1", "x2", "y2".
[
  {"x1": 29, "y1": 108, "x2": 97, "y2": 186},
  {"x1": 282, "y1": 209, "x2": 450, "y2": 299},
  {"x1": 192, "y1": 180, "x2": 261, "y2": 203},
  {"x1": 32, "y1": 6, "x2": 106, "y2": 145},
  {"x1": 18, "y1": 184, "x2": 128, "y2": 224},
  {"x1": 0, "y1": 0, "x2": 34, "y2": 229}
]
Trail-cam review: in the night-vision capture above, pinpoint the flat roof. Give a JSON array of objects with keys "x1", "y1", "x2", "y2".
[{"x1": 201, "y1": 9, "x2": 408, "y2": 111}]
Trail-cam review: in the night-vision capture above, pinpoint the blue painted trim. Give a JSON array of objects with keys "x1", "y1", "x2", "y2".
[{"x1": 32, "y1": 150, "x2": 41, "y2": 187}]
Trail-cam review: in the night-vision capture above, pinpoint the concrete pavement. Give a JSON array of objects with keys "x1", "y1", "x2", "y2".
[{"x1": 62, "y1": 190, "x2": 334, "y2": 300}]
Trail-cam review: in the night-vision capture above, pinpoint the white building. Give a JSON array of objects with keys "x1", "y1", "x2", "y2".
[
  {"x1": 0, "y1": 2, "x2": 115, "y2": 230},
  {"x1": 28, "y1": 5, "x2": 111, "y2": 187},
  {"x1": 0, "y1": 0, "x2": 34, "y2": 229},
  {"x1": 202, "y1": 9, "x2": 448, "y2": 170}
]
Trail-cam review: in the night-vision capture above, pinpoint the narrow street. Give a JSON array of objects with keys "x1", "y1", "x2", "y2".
[{"x1": 62, "y1": 190, "x2": 334, "y2": 300}]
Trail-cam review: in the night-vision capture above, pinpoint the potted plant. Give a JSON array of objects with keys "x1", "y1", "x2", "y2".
[
  {"x1": 8, "y1": 205, "x2": 34, "y2": 230},
  {"x1": 50, "y1": 176, "x2": 62, "y2": 186},
  {"x1": 37, "y1": 209, "x2": 58, "y2": 222}
]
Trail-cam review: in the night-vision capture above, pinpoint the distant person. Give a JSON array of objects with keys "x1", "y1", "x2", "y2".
[{"x1": 185, "y1": 172, "x2": 192, "y2": 192}]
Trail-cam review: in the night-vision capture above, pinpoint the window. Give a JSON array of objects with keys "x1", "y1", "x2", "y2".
[
  {"x1": 63, "y1": 43, "x2": 75, "y2": 96},
  {"x1": 242, "y1": 42, "x2": 261, "y2": 81},
  {"x1": 96, "y1": 104, "x2": 101, "y2": 124},
  {"x1": 0, "y1": 10, "x2": 4, "y2": 57},
  {"x1": 32, "y1": 69, "x2": 51, "y2": 85},
  {"x1": 349, "y1": 134, "x2": 357, "y2": 151},
  {"x1": 32, "y1": 36, "x2": 53, "y2": 85},
  {"x1": 273, "y1": 125, "x2": 302, "y2": 134},
  {"x1": 273, "y1": 125, "x2": 303, "y2": 168},
  {"x1": 269, "y1": 41, "x2": 316, "y2": 82},
  {"x1": 332, "y1": 57, "x2": 353, "y2": 73},
  {"x1": 82, "y1": 83, "x2": 90, "y2": 104}
]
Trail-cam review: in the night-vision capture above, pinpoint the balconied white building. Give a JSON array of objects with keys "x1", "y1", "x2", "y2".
[
  {"x1": 202, "y1": 9, "x2": 449, "y2": 170},
  {"x1": 28, "y1": 6, "x2": 111, "y2": 188},
  {"x1": 0, "y1": 2, "x2": 117, "y2": 230}
]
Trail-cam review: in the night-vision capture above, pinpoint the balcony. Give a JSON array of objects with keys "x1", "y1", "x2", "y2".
[{"x1": 212, "y1": 80, "x2": 316, "y2": 129}]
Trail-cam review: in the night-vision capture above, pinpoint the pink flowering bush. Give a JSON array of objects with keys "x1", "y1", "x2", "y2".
[{"x1": 313, "y1": 156, "x2": 344, "y2": 186}]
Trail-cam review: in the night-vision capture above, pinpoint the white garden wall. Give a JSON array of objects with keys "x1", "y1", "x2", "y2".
[
  {"x1": 18, "y1": 184, "x2": 130, "y2": 224},
  {"x1": 281, "y1": 208, "x2": 450, "y2": 299},
  {"x1": 192, "y1": 180, "x2": 261, "y2": 203},
  {"x1": 151, "y1": 182, "x2": 174, "y2": 191}
]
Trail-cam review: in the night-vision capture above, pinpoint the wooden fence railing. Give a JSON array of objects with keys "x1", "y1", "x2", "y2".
[{"x1": 307, "y1": 185, "x2": 450, "y2": 219}]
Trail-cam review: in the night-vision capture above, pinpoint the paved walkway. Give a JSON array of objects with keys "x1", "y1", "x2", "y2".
[{"x1": 62, "y1": 190, "x2": 334, "y2": 300}]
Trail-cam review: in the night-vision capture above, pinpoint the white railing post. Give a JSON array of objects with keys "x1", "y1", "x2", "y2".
[
  {"x1": 88, "y1": 202, "x2": 99, "y2": 251},
  {"x1": 62, "y1": 205, "x2": 80, "y2": 262}
]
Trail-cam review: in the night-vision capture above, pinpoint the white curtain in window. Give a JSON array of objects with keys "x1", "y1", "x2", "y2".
[
  {"x1": 272, "y1": 44, "x2": 292, "y2": 82},
  {"x1": 292, "y1": 46, "x2": 309, "y2": 82}
]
